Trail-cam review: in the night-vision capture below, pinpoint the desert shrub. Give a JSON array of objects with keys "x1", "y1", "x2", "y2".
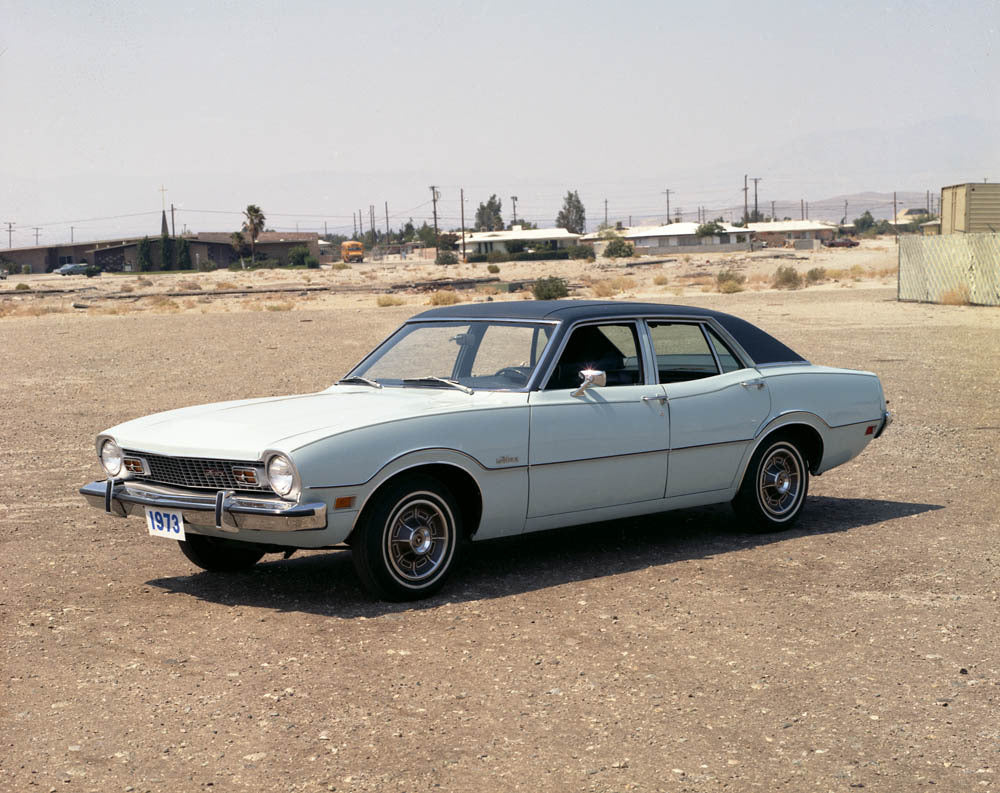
[
  {"x1": 177, "y1": 280, "x2": 201, "y2": 291},
  {"x1": 376, "y1": 294, "x2": 405, "y2": 307},
  {"x1": 21, "y1": 264, "x2": 31, "y2": 274},
  {"x1": 428, "y1": 289, "x2": 461, "y2": 305},
  {"x1": 532, "y1": 276, "x2": 570, "y2": 300},
  {"x1": 305, "y1": 256, "x2": 320, "y2": 269},
  {"x1": 331, "y1": 262, "x2": 351, "y2": 270},
  {"x1": 653, "y1": 274, "x2": 668, "y2": 286},
  {"x1": 568, "y1": 244, "x2": 596, "y2": 261},
  {"x1": 436, "y1": 251, "x2": 459, "y2": 265},
  {"x1": 511, "y1": 250, "x2": 570, "y2": 261},
  {"x1": 486, "y1": 250, "x2": 509, "y2": 264},
  {"x1": 591, "y1": 280, "x2": 616, "y2": 297},
  {"x1": 15, "y1": 282, "x2": 30, "y2": 291},
  {"x1": 716, "y1": 268, "x2": 745, "y2": 293},
  {"x1": 265, "y1": 302, "x2": 294, "y2": 311},
  {"x1": 806, "y1": 267, "x2": 827, "y2": 284},
  {"x1": 85, "y1": 265, "x2": 102, "y2": 278},
  {"x1": 772, "y1": 265, "x2": 802, "y2": 290},
  {"x1": 940, "y1": 286, "x2": 970, "y2": 305},
  {"x1": 287, "y1": 245, "x2": 310, "y2": 268},
  {"x1": 603, "y1": 237, "x2": 635, "y2": 258},
  {"x1": 119, "y1": 284, "x2": 134, "y2": 293},
  {"x1": 487, "y1": 263, "x2": 500, "y2": 274},
  {"x1": 467, "y1": 253, "x2": 488, "y2": 263}
]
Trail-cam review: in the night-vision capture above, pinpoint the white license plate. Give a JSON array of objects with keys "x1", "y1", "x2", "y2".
[{"x1": 144, "y1": 506, "x2": 186, "y2": 541}]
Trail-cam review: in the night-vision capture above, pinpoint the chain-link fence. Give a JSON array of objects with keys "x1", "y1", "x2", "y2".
[{"x1": 899, "y1": 233, "x2": 1000, "y2": 306}]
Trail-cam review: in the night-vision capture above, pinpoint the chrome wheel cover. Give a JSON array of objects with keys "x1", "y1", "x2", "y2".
[
  {"x1": 757, "y1": 443, "x2": 804, "y2": 520},
  {"x1": 382, "y1": 493, "x2": 454, "y2": 587}
]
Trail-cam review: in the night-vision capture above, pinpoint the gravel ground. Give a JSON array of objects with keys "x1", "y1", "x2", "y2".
[{"x1": 2, "y1": 286, "x2": 998, "y2": 792}]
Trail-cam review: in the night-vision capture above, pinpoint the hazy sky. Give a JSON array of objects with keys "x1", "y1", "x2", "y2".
[{"x1": 2, "y1": 0, "x2": 998, "y2": 245}]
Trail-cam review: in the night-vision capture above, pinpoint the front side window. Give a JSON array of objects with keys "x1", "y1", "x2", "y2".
[
  {"x1": 545, "y1": 323, "x2": 643, "y2": 390},
  {"x1": 349, "y1": 321, "x2": 553, "y2": 390}
]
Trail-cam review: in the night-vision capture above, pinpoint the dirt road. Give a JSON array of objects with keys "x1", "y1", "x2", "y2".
[{"x1": 2, "y1": 285, "x2": 998, "y2": 792}]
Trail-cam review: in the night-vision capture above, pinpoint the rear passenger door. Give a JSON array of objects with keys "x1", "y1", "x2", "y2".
[{"x1": 649, "y1": 322, "x2": 771, "y2": 497}]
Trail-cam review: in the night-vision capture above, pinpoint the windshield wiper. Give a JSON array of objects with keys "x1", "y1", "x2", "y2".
[
  {"x1": 402, "y1": 376, "x2": 474, "y2": 394},
  {"x1": 337, "y1": 375, "x2": 382, "y2": 389}
]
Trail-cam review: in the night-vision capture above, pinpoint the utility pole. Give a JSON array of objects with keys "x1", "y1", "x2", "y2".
[
  {"x1": 800, "y1": 199, "x2": 804, "y2": 220},
  {"x1": 33, "y1": 227, "x2": 41, "y2": 245},
  {"x1": 770, "y1": 201, "x2": 775, "y2": 222},
  {"x1": 893, "y1": 191, "x2": 898, "y2": 239},
  {"x1": 843, "y1": 200, "x2": 848, "y2": 224},
  {"x1": 604, "y1": 199, "x2": 608, "y2": 227},
  {"x1": 170, "y1": 203, "x2": 176, "y2": 236},
  {"x1": 429, "y1": 185, "x2": 440, "y2": 249},
  {"x1": 5, "y1": 221, "x2": 12, "y2": 248},
  {"x1": 743, "y1": 175, "x2": 749, "y2": 222},
  {"x1": 805, "y1": 202, "x2": 809, "y2": 219},
  {"x1": 370, "y1": 205, "x2": 376, "y2": 243},
  {"x1": 324, "y1": 221, "x2": 328, "y2": 237},
  {"x1": 662, "y1": 189, "x2": 671, "y2": 223},
  {"x1": 460, "y1": 188, "x2": 467, "y2": 262},
  {"x1": 71, "y1": 226, "x2": 75, "y2": 243},
  {"x1": 385, "y1": 201, "x2": 390, "y2": 241},
  {"x1": 511, "y1": 196, "x2": 518, "y2": 225},
  {"x1": 926, "y1": 190, "x2": 930, "y2": 214},
  {"x1": 750, "y1": 177, "x2": 762, "y2": 222}
]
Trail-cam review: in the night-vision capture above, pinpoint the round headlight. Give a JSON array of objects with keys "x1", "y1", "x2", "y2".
[
  {"x1": 100, "y1": 438, "x2": 123, "y2": 477},
  {"x1": 267, "y1": 454, "x2": 296, "y2": 497}
]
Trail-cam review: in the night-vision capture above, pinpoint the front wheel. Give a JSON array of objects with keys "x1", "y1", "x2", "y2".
[
  {"x1": 351, "y1": 475, "x2": 462, "y2": 600},
  {"x1": 178, "y1": 534, "x2": 266, "y2": 571},
  {"x1": 732, "y1": 436, "x2": 809, "y2": 531}
]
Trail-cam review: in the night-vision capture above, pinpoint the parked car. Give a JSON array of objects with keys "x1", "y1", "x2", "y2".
[
  {"x1": 81, "y1": 301, "x2": 891, "y2": 600},
  {"x1": 824, "y1": 237, "x2": 860, "y2": 248},
  {"x1": 55, "y1": 262, "x2": 89, "y2": 275}
]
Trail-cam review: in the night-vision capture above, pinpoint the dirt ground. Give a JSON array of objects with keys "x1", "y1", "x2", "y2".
[{"x1": 2, "y1": 252, "x2": 999, "y2": 791}]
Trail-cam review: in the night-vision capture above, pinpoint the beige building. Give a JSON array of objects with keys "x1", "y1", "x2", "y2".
[
  {"x1": 747, "y1": 220, "x2": 837, "y2": 247},
  {"x1": 940, "y1": 182, "x2": 1000, "y2": 234}
]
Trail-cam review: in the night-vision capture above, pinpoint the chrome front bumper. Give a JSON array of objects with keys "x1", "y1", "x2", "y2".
[{"x1": 80, "y1": 480, "x2": 327, "y2": 533}]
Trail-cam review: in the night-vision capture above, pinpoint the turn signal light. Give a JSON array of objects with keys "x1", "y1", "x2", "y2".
[{"x1": 334, "y1": 496, "x2": 356, "y2": 510}]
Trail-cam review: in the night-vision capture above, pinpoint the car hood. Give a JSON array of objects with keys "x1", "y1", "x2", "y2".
[{"x1": 105, "y1": 386, "x2": 527, "y2": 460}]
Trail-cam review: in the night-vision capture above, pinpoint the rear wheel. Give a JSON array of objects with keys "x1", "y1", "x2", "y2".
[
  {"x1": 351, "y1": 475, "x2": 462, "y2": 601},
  {"x1": 178, "y1": 534, "x2": 266, "y2": 571},
  {"x1": 732, "y1": 436, "x2": 809, "y2": 531}
]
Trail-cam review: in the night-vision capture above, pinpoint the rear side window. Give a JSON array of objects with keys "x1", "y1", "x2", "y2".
[
  {"x1": 647, "y1": 322, "x2": 718, "y2": 383},
  {"x1": 705, "y1": 326, "x2": 744, "y2": 372}
]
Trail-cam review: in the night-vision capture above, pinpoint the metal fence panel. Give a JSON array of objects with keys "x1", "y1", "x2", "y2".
[{"x1": 899, "y1": 233, "x2": 1000, "y2": 306}]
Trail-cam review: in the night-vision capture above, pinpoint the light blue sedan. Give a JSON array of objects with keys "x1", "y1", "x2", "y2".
[{"x1": 81, "y1": 301, "x2": 891, "y2": 600}]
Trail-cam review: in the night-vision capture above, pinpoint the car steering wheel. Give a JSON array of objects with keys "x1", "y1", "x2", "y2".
[{"x1": 494, "y1": 366, "x2": 531, "y2": 385}]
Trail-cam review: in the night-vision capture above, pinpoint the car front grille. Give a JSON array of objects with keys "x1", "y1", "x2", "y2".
[{"x1": 123, "y1": 450, "x2": 272, "y2": 493}]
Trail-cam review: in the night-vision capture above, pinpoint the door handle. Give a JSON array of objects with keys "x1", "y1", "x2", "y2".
[
  {"x1": 641, "y1": 395, "x2": 668, "y2": 403},
  {"x1": 740, "y1": 379, "x2": 765, "y2": 390}
]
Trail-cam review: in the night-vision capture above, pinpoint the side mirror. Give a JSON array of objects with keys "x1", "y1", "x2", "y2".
[{"x1": 571, "y1": 368, "x2": 607, "y2": 397}]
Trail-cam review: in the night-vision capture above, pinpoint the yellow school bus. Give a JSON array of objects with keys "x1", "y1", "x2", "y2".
[{"x1": 341, "y1": 241, "x2": 364, "y2": 263}]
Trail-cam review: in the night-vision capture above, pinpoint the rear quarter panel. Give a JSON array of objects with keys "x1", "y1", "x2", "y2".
[{"x1": 760, "y1": 365, "x2": 886, "y2": 473}]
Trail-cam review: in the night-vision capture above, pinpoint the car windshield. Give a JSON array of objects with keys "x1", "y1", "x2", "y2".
[{"x1": 346, "y1": 320, "x2": 555, "y2": 390}]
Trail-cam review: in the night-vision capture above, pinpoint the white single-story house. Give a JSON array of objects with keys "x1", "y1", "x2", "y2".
[
  {"x1": 462, "y1": 225, "x2": 581, "y2": 255},
  {"x1": 583, "y1": 222, "x2": 751, "y2": 255},
  {"x1": 747, "y1": 220, "x2": 837, "y2": 246}
]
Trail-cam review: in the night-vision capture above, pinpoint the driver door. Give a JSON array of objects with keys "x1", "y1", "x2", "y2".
[{"x1": 527, "y1": 322, "x2": 669, "y2": 519}]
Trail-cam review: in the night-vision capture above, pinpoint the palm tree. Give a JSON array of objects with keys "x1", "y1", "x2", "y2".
[{"x1": 241, "y1": 205, "x2": 266, "y2": 263}]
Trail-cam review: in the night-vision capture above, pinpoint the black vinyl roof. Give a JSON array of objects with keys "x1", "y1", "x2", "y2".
[{"x1": 414, "y1": 300, "x2": 805, "y2": 365}]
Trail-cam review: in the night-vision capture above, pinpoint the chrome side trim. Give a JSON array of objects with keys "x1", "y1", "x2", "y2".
[
  {"x1": 80, "y1": 480, "x2": 327, "y2": 532},
  {"x1": 310, "y1": 446, "x2": 516, "y2": 489}
]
